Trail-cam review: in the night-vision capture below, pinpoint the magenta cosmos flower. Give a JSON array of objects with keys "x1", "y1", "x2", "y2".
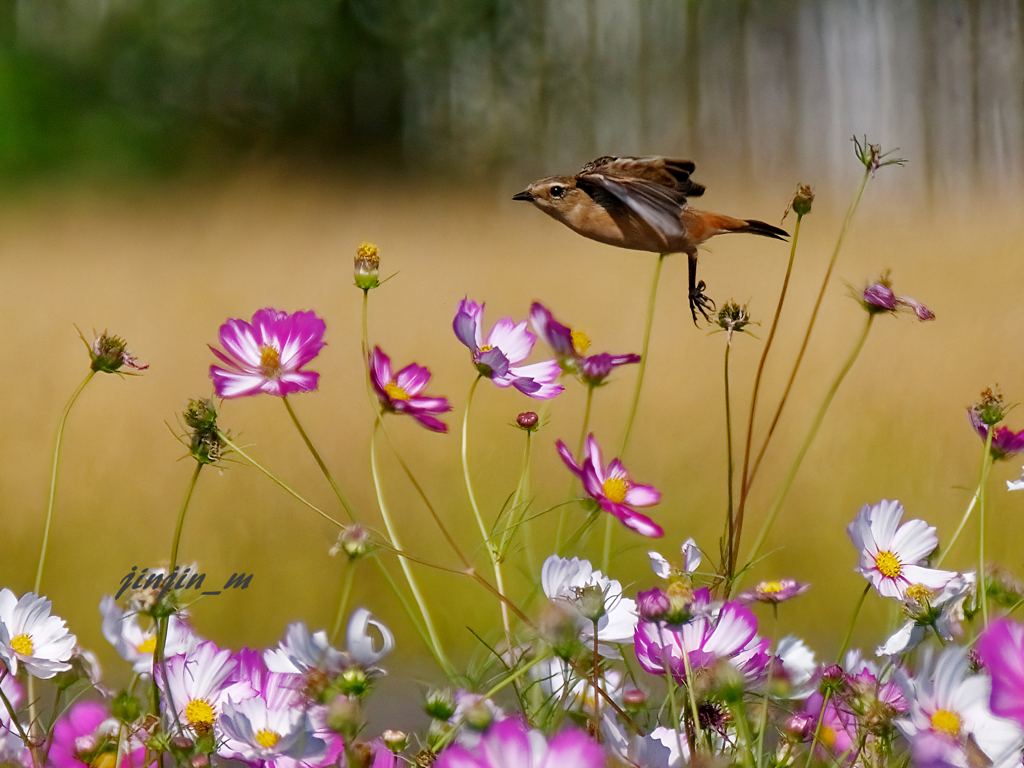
[
  {"x1": 434, "y1": 718, "x2": 603, "y2": 768},
  {"x1": 969, "y1": 411, "x2": 1024, "y2": 461},
  {"x1": 557, "y1": 434, "x2": 662, "y2": 537},
  {"x1": 976, "y1": 618, "x2": 1024, "y2": 729},
  {"x1": 209, "y1": 308, "x2": 326, "y2": 398},
  {"x1": 846, "y1": 499, "x2": 954, "y2": 599},
  {"x1": 453, "y1": 299, "x2": 563, "y2": 399},
  {"x1": 860, "y1": 279, "x2": 935, "y2": 321},
  {"x1": 369, "y1": 347, "x2": 452, "y2": 433},
  {"x1": 50, "y1": 702, "x2": 151, "y2": 768},
  {"x1": 529, "y1": 302, "x2": 640, "y2": 386}
]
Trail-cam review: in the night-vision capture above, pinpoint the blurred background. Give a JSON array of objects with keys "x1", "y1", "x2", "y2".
[{"x1": 0, "y1": 0, "x2": 1023, "y2": 730}]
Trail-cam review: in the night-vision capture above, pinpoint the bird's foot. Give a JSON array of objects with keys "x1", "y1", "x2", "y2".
[{"x1": 689, "y1": 281, "x2": 715, "y2": 326}]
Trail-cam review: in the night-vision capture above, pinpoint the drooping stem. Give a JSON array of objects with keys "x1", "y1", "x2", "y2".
[
  {"x1": 462, "y1": 375, "x2": 512, "y2": 642},
  {"x1": 329, "y1": 559, "x2": 357, "y2": 644},
  {"x1": 723, "y1": 336, "x2": 736, "y2": 581},
  {"x1": 978, "y1": 426, "x2": 995, "y2": 626},
  {"x1": 35, "y1": 369, "x2": 95, "y2": 594},
  {"x1": 282, "y1": 396, "x2": 358, "y2": 523},
  {"x1": 619, "y1": 252, "x2": 667, "y2": 456},
  {"x1": 741, "y1": 315, "x2": 875, "y2": 584},
  {"x1": 743, "y1": 167, "x2": 872, "y2": 503},
  {"x1": 371, "y1": 422, "x2": 454, "y2": 676},
  {"x1": 734, "y1": 214, "x2": 804, "y2": 571},
  {"x1": 935, "y1": 484, "x2": 981, "y2": 567}
]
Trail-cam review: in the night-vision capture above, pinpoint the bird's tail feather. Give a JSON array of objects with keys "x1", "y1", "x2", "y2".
[{"x1": 732, "y1": 218, "x2": 789, "y2": 241}]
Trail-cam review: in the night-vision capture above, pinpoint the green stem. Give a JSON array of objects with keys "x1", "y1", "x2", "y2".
[
  {"x1": 556, "y1": 383, "x2": 595, "y2": 553},
  {"x1": 723, "y1": 336, "x2": 736, "y2": 580},
  {"x1": 0, "y1": 671, "x2": 37, "y2": 768},
  {"x1": 370, "y1": 423, "x2": 454, "y2": 676},
  {"x1": 578, "y1": 385, "x2": 595, "y2": 458},
  {"x1": 462, "y1": 375, "x2": 512, "y2": 641},
  {"x1": 935, "y1": 484, "x2": 981, "y2": 567},
  {"x1": 679, "y1": 641, "x2": 704, "y2": 751},
  {"x1": 282, "y1": 396, "x2": 358, "y2": 523},
  {"x1": 619, "y1": 252, "x2": 667, "y2": 456},
  {"x1": 329, "y1": 559, "x2": 357, "y2": 644},
  {"x1": 169, "y1": 463, "x2": 203, "y2": 575},
  {"x1": 979, "y1": 426, "x2": 995, "y2": 627},
  {"x1": 35, "y1": 369, "x2": 95, "y2": 594},
  {"x1": 501, "y1": 430, "x2": 533, "y2": 562},
  {"x1": 601, "y1": 514, "x2": 615, "y2": 574},
  {"x1": 741, "y1": 314, "x2": 875, "y2": 584},
  {"x1": 755, "y1": 606, "x2": 779, "y2": 768},
  {"x1": 745, "y1": 166, "x2": 871, "y2": 499},
  {"x1": 734, "y1": 215, "x2": 803, "y2": 575}
]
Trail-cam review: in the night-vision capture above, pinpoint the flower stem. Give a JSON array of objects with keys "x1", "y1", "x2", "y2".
[
  {"x1": 282, "y1": 396, "x2": 358, "y2": 523},
  {"x1": 734, "y1": 214, "x2": 803, "y2": 576},
  {"x1": 578, "y1": 385, "x2": 595, "y2": 459},
  {"x1": 619, "y1": 252, "x2": 667, "y2": 457},
  {"x1": 371, "y1": 422, "x2": 455, "y2": 676},
  {"x1": 740, "y1": 314, "x2": 875, "y2": 586},
  {"x1": 557, "y1": 383, "x2": 595, "y2": 553},
  {"x1": 501, "y1": 430, "x2": 534, "y2": 567},
  {"x1": 169, "y1": 463, "x2": 203, "y2": 575},
  {"x1": 462, "y1": 375, "x2": 512, "y2": 643},
  {"x1": 723, "y1": 335, "x2": 736, "y2": 581},
  {"x1": 329, "y1": 559, "x2": 357, "y2": 644},
  {"x1": 679, "y1": 641, "x2": 704, "y2": 751},
  {"x1": 755, "y1": 606, "x2": 779, "y2": 768},
  {"x1": 935, "y1": 484, "x2": 981, "y2": 567},
  {"x1": 34, "y1": 369, "x2": 95, "y2": 594},
  {"x1": 741, "y1": 165, "x2": 872, "y2": 521},
  {"x1": 0, "y1": 670, "x2": 37, "y2": 768},
  {"x1": 978, "y1": 426, "x2": 995, "y2": 627}
]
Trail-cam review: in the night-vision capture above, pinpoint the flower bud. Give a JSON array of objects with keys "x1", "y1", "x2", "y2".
[
  {"x1": 516, "y1": 412, "x2": 539, "y2": 432},
  {"x1": 462, "y1": 700, "x2": 493, "y2": 731},
  {"x1": 86, "y1": 330, "x2": 147, "y2": 373},
  {"x1": 327, "y1": 694, "x2": 365, "y2": 741},
  {"x1": 636, "y1": 588, "x2": 670, "y2": 621},
  {"x1": 538, "y1": 601, "x2": 583, "y2": 659},
  {"x1": 861, "y1": 282, "x2": 899, "y2": 313},
  {"x1": 792, "y1": 184, "x2": 814, "y2": 217},
  {"x1": 383, "y1": 729, "x2": 408, "y2": 753},
  {"x1": 574, "y1": 584, "x2": 606, "y2": 622},
  {"x1": 112, "y1": 690, "x2": 141, "y2": 723},
  {"x1": 664, "y1": 581, "x2": 694, "y2": 625},
  {"x1": 622, "y1": 688, "x2": 647, "y2": 712},
  {"x1": 424, "y1": 688, "x2": 456, "y2": 721},
  {"x1": 354, "y1": 242, "x2": 381, "y2": 291},
  {"x1": 74, "y1": 736, "x2": 98, "y2": 755},
  {"x1": 820, "y1": 664, "x2": 847, "y2": 694},
  {"x1": 715, "y1": 301, "x2": 752, "y2": 334},
  {"x1": 785, "y1": 713, "x2": 815, "y2": 740},
  {"x1": 183, "y1": 399, "x2": 218, "y2": 431},
  {"x1": 426, "y1": 721, "x2": 451, "y2": 752},
  {"x1": 337, "y1": 667, "x2": 370, "y2": 698},
  {"x1": 170, "y1": 736, "x2": 194, "y2": 751},
  {"x1": 973, "y1": 388, "x2": 1006, "y2": 427},
  {"x1": 191, "y1": 756, "x2": 209, "y2": 768}
]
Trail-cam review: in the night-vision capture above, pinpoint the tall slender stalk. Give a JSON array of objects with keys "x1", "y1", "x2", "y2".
[
  {"x1": 723, "y1": 336, "x2": 736, "y2": 580},
  {"x1": 935, "y1": 484, "x2": 981, "y2": 567},
  {"x1": 741, "y1": 315, "x2": 875, "y2": 585},
  {"x1": 755, "y1": 605, "x2": 779, "y2": 768},
  {"x1": 282, "y1": 396, "x2": 358, "y2": 523},
  {"x1": 978, "y1": 426, "x2": 995, "y2": 626},
  {"x1": 461, "y1": 375, "x2": 512, "y2": 642},
  {"x1": 556, "y1": 383, "x2": 595, "y2": 552},
  {"x1": 35, "y1": 370, "x2": 95, "y2": 593},
  {"x1": 329, "y1": 560, "x2": 357, "y2": 644}
]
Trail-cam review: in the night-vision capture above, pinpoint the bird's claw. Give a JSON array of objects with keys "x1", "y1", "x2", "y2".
[{"x1": 688, "y1": 280, "x2": 715, "y2": 326}]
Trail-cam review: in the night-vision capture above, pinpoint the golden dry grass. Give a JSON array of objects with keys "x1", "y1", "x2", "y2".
[{"x1": 0, "y1": 166, "x2": 1022, "y2": 699}]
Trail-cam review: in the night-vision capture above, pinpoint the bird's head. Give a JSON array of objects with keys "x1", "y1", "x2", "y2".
[{"x1": 512, "y1": 176, "x2": 584, "y2": 220}]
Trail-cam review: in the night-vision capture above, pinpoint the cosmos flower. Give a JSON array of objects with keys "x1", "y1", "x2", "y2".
[
  {"x1": 896, "y1": 648, "x2": 1023, "y2": 768},
  {"x1": 529, "y1": 303, "x2": 640, "y2": 386},
  {"x1": 877, "y1": 573, "x2": 975, "y2": 658},
  {"x1": 209, "y1": 308, "x2": 326, "y2": 398},
  {"x1": 434, "y1": 718, "x2": 604, "y2": 768},
  {"x1": 976, "y1": 618, "x2": 1024, "y2": 729},
  {"x1": 264, "y1": 610, "x2": 394, "y2": 677},
  {"x1": 0, "y1": 589, "x2": 76, "y2": 679},
  {"x1": 557, "y1": 434, "x2": 662, "y2": 538},
  {"x1": 0, "y1": 675, "x2": 27, "y2": 765},
  {"x1": 799, "y1": 692, "x2": 857, "y2": 759},
  {"x1": 846, "y1": 499, "x2": 955, "y2": 599},
  {"x1": 859, "y1": 277, "x2": 935, "y2": 321},
  {"x1": 530, "y1": 657, "x2": 622, "y2": 715},
  {"x1": 1009, "y1": 468, "x2": 1024, "y2": 491},
  {"x1": 100, "y1": 596, "x2": 201, "y2": 675},
  {"x1": 369, "y1": 347, "x2": 452, "y2": 432},
  {"x1": 737, "y1": 579, "x2": 810, "y2": 605},
  {"x1": 772, "y1": 636, "x2": 817, "y2": 699},
  {"x1": 452, "y1": 298, "x2": 563, "y2": 399},
  {"x1": 541, "y1": 556, "x2": 637, "y2": 652},
  {"x1": 155, "y1": 640, "x2": 254, "y2": 736},
  {"x1": 634, "y1": 599, "x2": 769, "y2": 685},
  {"x1": 603, "y1": 715, "x2": 686, "y2": 768},
  {"x1": 969, "y1": 412, "x2": 1024, "y2": 461},
  {"x1": 648, "y1": 538, "x2": 702, "y2": 579},
  {"x1": 49, "y1": 702, "x2": 150, "y2": 768}
]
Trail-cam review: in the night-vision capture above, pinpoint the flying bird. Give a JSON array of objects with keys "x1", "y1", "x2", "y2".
[{"x1": 513, "y1": 156, "x2": 788, "y2": 324}]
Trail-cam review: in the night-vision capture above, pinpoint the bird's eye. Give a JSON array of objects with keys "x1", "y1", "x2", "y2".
[{"x1": 550, "y1": 186, "x2": 564, "y2": 198}]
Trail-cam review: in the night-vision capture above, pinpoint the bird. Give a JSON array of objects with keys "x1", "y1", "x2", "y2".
[{"x1": 512, "y1": 156, "x2": 788, "y2": 324}]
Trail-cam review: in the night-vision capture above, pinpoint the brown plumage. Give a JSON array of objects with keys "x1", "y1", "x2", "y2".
[{"x1": 513, "y1": 155, "x2": 788, "y2": 324}]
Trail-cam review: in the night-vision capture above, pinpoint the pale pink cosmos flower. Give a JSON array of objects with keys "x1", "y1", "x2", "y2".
[
  {"x1": 453, "y1": 298, "x2": 563, "y2": 399},
  {"x1": 209, "y1": 308, "x2": 326, "y2": 398},
  {"x1": 557, "y1": 434, "x2": 662, "y2": 538},
  {"x1": 434, "y1": 718, "x2": 603, "y2": 768},
  {"x1": 846, "y1": 499, "x2": 955, "y2": 599},
  {"x1": 737, "y1": 579, "x2": 810, "y2": 605},
  {"x1": 369, "y1": 347, "x2": 452, "y2": 432}
]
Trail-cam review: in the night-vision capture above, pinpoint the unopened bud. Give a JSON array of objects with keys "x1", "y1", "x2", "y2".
[
  {"x1": 622, "y1": 688, "x2": 647, "y2": 711},
  {"x1": 383, "y1": 729, "x2": 408, "y2": 753},
  {"x1": 170, "y1": 736, "x2": 194, "y2": 751},
  {"x1": 184, "y1": 399, "x2": 218, "y2": 431},
  {"x1": 74, "y1": 736, "x2": 98, "y2": 755},
  {"x1": 792, "y1": 185, "x2": 814, "y2": 217},
  {"x1": 785, "y1": 713, "x2": 815, "y2": 740},
  {"x1": 86, "y1": 330, "x2": 147, "y2": 373},
  {"x1": 426, "y1": 721, "x2": 451, "y2": 752},
  {"x1": 575, "y1": 584, "x2": 606, "y2": 622},
  {"x1": 191, "y1": 756, "x2": 209, "y2": 768},
  {"x1": 516, "y1": 412, "x2": 539, "y2": 431},
  {"x1": 331, "y1": 525, "x2": 373, "y2": 560},
  {"x1": 821, "y1": 664, "x2": 846, "y2": 693},
  {"x1": 424, "y1": 688, "x2": 456, "y2": 721},
  {"x1": 463, "y1": 700, "x2": 493, "y2": 731},
  {"x1": 664, "y1": 581, "x2": 694, "y2": 625},
  {"x1": 327, "y1": 694, "x2": 364, "y2": 741},
  {"x1": 112, "y1": 691, "x2": 141, "y2": 723},
  {"x1": 338, "y1": 667, "x2": 370, "y2": 698},
  {"x1": 538, "y1": 601, "x2": 582, "y2": 659},
  {"x1": 636, "y1": 588, "x2": 670, "y2": 622},
  {"x1": 354, "y1": 242, "x2": 381, "y2": 291}
]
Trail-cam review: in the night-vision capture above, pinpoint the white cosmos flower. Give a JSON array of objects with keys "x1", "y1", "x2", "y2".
[
  {"x1": 1009, "y1": 467, "x2": 1024, "y2": 491},
  {"x1": 0, "y1": 589, "x2": 76, "y2": 679},
  {"x1": 264, "y1": 623, "x2": 345, "y2": 676},
  {"x1": 0, "y1": 674, "x2": 27, "y2": 764},
  {"x1": 774, "y1": 635, "x2": 817, "y2": 699},
  {"x1": 877, "y1": 573, "x2": 975, "y2": 658},
  {"x1": 897, "y1": 647, "x2": 1023, "y2": 768},
  {"x1": 530, "y1": 657, "x2": 622, "y2": 714},
  {"x1": 603, "y1": 714, "x2": 686, "y2": 768},
  {"x1": 648, "y1": 537, "x2": 702, "y2": 579},
  {"x1": 100, "y1": 596, "x2": 201, "y2": 675},
  {"x1": 345, "y1": 608, "x2": 394, "y2": 667},
  {"x1": 155, "y1": 641, "x2": 255, "y2": 735},
  {"x1": 846, "y1": 499, "x2": 955, "y2": 599},
  {"x1": 541, "y1": 555, "x2": 637, "y2": 652}
]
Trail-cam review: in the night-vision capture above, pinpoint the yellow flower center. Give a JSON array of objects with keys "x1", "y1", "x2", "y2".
[
  {"x1": 602, "y1": 477, "x2": 628, "y2": 504},
  {"x1": 384, "y1": 382, "x2": 410, "y2": 401},
  {"x1": 10, "y1": 634, "x2": 33, "y2": 656},
  {"x1": 874, "y1": 550, "x2": 902, "y2": 578},
  {"x1": 137, "y1": 636, "x2": 158, "y2": 654},
  {"x1": 758, "y1": 581, "x2": 783, "y2": 594},
  {"x1": 479, "y1": 345, "x2": 493, "y2": 353},
  {"x1": 905, "y1": 584, "x2": 934, "y2": 602},
  {"x1": 256, "y1": 729, "x2": 281, "y2": 749},
  {"x1": 820, "y1": 726, "x2": 836, "y2": 749},
  {"x1": 185, "y1": 699, "x2": 216, "y2": 732},
  {"x1": 356, "y1": 242, "x2": 379, "y2": 262},
  {"x1": 91, "y1": 753, "x2": 117, "y2": 768},
  {"x1": 930, "y1": 709, "x2": 961, "y2": 737},
  {"x1": 571, "y1": 330, "x2": 591, "y2": 355},
  {"x1": 259, "y1": 345, "x2": 282, "y2": 378}
]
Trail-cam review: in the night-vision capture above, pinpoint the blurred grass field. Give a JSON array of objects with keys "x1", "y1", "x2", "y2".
[{"x1": 0, "y1": 166, "x2": 1022, "y2": 724}]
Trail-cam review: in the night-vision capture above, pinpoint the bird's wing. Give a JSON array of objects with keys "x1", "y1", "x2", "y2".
[
  {"x1": 577, "y1": 172, "x2": 687, "y2": 247},
  {"x1": 580, "y1": 156, "x2": 705, "y2": 197}
]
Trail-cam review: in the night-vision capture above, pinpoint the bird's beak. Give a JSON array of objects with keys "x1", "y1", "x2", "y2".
[{"x1": 512, "y1": 190, "x2": 533, "y2": 202}]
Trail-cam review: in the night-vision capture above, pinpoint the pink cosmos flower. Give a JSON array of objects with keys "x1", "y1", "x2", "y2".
[
  {"x1": 453, "y1": 299, "x2": 563, "y2": 399},
  {"x1": 557, "y1": 434, "x2": 662, "y2": 538},
  {"x1": 369, "y1": 347, "x2": 452, "y2": 433},
  {"x1": 49, "y1": 702, "x2": 151, "y2": 768},
  {"x1": 976, "y1": 618, "x2": 1024, "y2": 729},
  {"x1": 529, "y1": 303, "x2": 640, "y2": 386},
  {"x1": 969, "y1": 412, "x2": 1024, "y2": 461},
  {"x1": 434, "y1": 718, "x2": 603, "y2": 768},
  {"x1": 209, "y1": 308, "x2": 326, "y2": 398},
  {"x1": 846, "y1": 499, "x2": 955, "y2": 599},
  {"x1": 799, "y1": 692, "x2": 857, "y2": 760},
  {"x1": 737, "y1": 579, "x2": 810, "y2": 605},
  {"x1": 860, "y1": 279, "x2": 935, "y2": 321},
  {"x1": 634, "y1": 598, "x2": 769, "y2": 685}
]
